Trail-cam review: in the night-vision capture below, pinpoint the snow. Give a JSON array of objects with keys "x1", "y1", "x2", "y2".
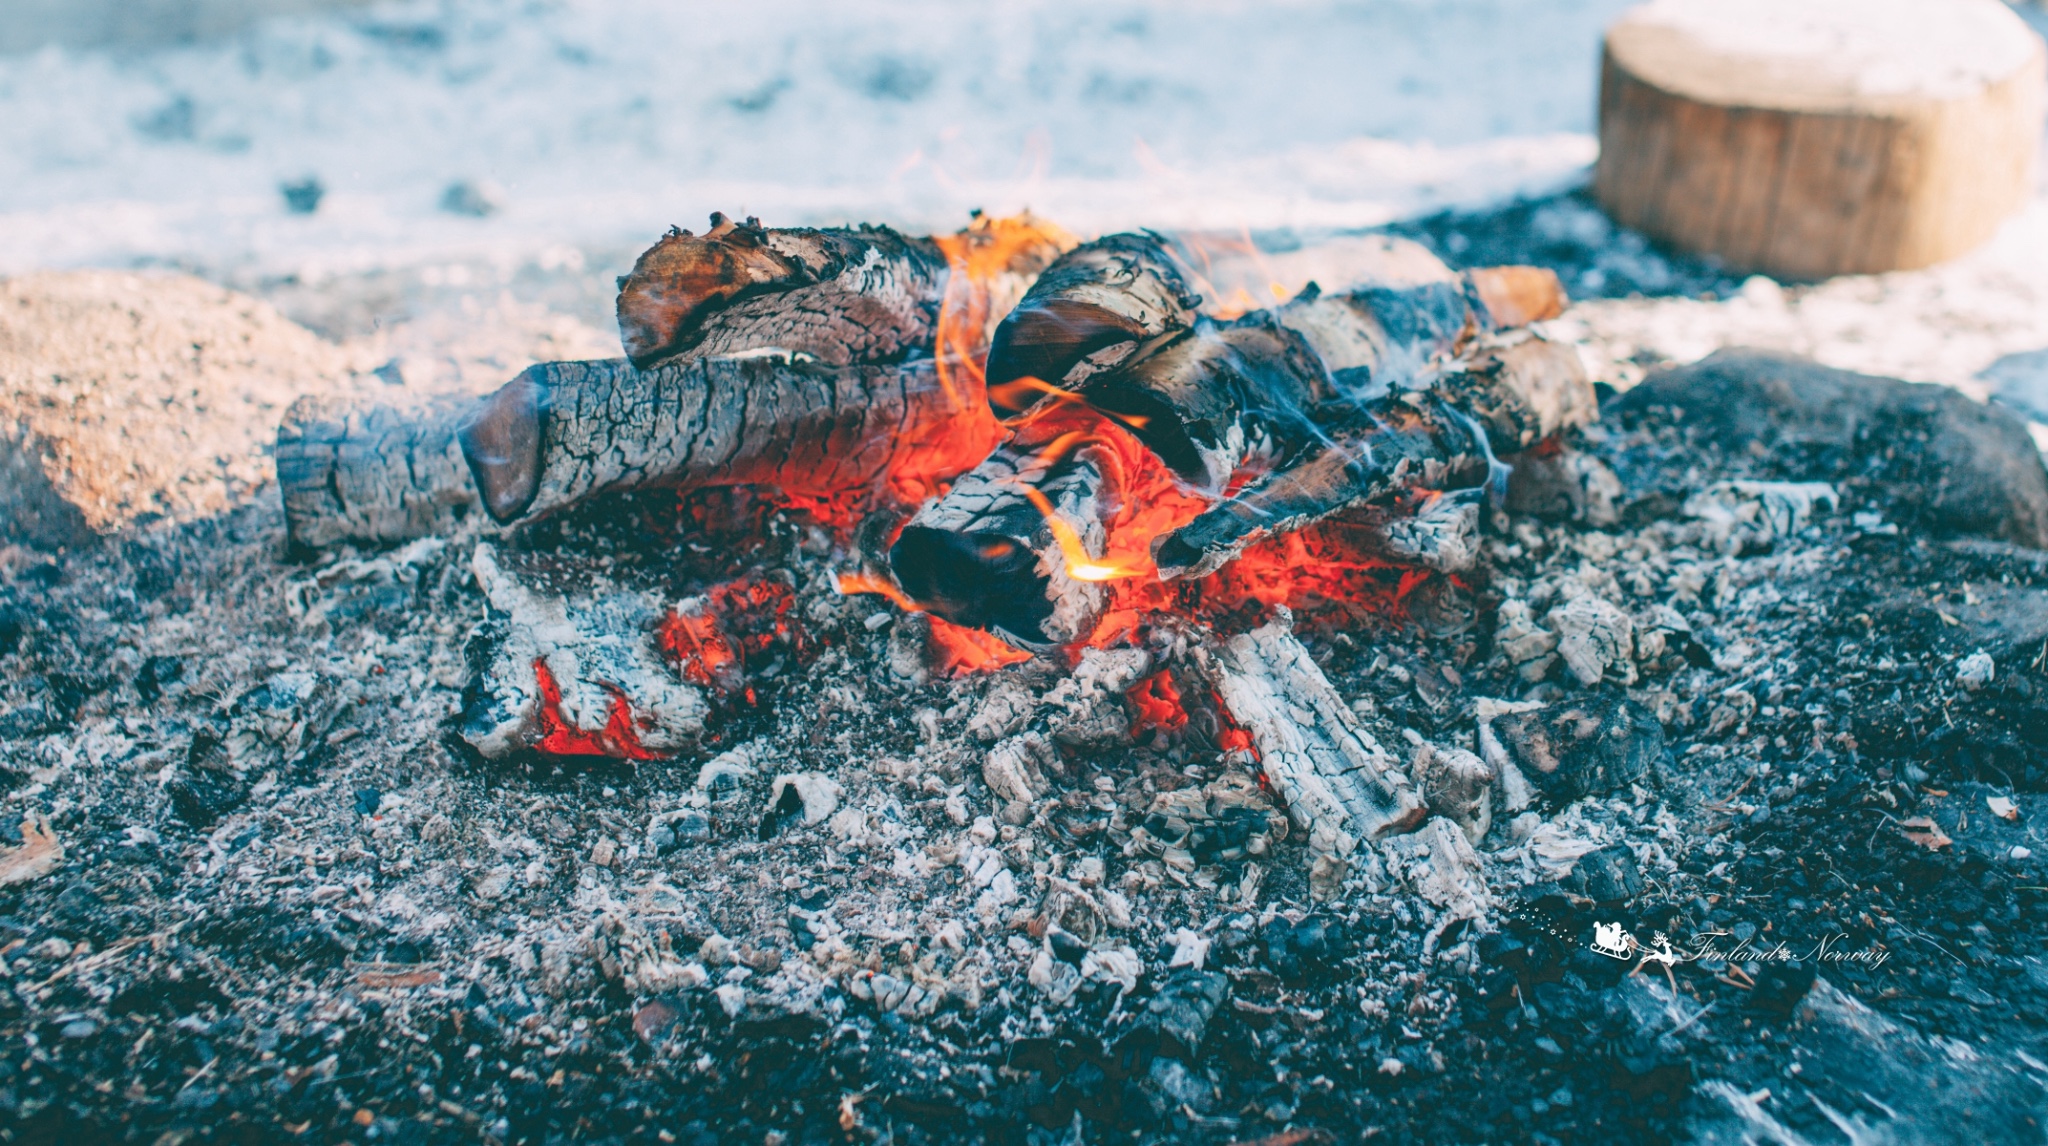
[
  {"x1": 0, "y1": 0, "x2": 1636, "y2": 278},
  {"x1": 1621, "y1": 0, "x2": 2038, "y2": 101}
]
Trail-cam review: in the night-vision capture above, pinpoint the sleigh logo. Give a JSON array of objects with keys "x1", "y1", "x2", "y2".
[{"x1": 1590, "y1": 921, "x2": 1639, "y2": 960}]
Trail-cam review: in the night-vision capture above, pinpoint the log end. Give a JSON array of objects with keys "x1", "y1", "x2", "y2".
[
  {"x1": 985, "y1": 298, "x2": 1149, "y2": 412},
  {"x1": 889, "y1": 525, "x2": 1056, "y2": 649},
  {"x1": 457, "y1": 370, "x2": 546, "y2": 523}
]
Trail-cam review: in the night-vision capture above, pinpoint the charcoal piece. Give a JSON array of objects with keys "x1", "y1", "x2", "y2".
[
  {"x1": 457, "y1": 544, "x2": 708, "y2": 762},
  {"x1": 134, "y1": 655, "x2": 184, "y2": 703},
  {"x1": 1613, "y1": 349, "x2": 2048, "y2": 547},
  {"x1": 1747, "y1": 960, "x2": 1816, "y2": 1017},
  {"x1": 1114, "y1": 970, "x2": 1229, "y2": 1070},
  {"x1": 0, "y1": 602, "x2": 23, "y2": 656},
  {"x1": 170, "y1": 768, "x2": 249, "y2": 828},
  {"x1": 1260, "y1": 914, "x2": 1349, "y2": 985},
  {"x1": 1194, "y1": 615, "x2": 1427, "y2": 857},
  {"x1": 1565, "y1": 844, "x2": 1642, "y2": 904},
  {"x1": 1485, "y1": 693, "x2": 1663, "y2": 803}
]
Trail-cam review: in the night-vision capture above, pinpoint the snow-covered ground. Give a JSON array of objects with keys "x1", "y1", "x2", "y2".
[
  {"x1": 3, "y1": 0, "x2": 2048, "y2": 432},
  {"x1": 0, "y1": 0, "x2": 1634, "y2": 278}
]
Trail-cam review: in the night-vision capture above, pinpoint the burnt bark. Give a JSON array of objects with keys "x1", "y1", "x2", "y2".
[
  {"x1": 280, "y1": 216, "x2": 1066, "y2": 551},
  {"x1": 888, "y1": 436, "x2": 1109, "y2": 649},
  {"x1": 615, "y1": 213, "x2": 949, "y2": 369},
  {"x1": 1191, "y1": 613, "x2": 1428, "y2": 857},
  {"x1": 276, "y1": 396, "x2": 478, "y2": 551}
]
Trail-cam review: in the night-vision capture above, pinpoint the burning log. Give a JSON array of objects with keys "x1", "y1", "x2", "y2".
[
  {"x1": 461, "y1": 542, "x2": 709, "y2": 760},
  {"x1": 279, "y1": 215, "x2": 1068, "y2": 551},
  {"x1": 890, "y1": 224, "x2": 1592, "y2": 646},
  {"x1": 280, "y1": 355, "x2": 993, "y2": 549}
]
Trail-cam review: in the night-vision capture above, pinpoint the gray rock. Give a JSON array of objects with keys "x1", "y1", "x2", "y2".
[
  {"x1": 1690, "y1": 978, "x2": 2046, "y2": 1146},
  {"x1": 1614, "y1": 349, "x2": 2048, "y2": 548},
  {"x1": 1982, "y1": 347, "x2": 2048, "y2": 422}
]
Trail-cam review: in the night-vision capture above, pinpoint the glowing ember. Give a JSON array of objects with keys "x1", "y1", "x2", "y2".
[
  {"x1": 530, "y1": 658, "x2": 665, "y2": 760},
  {"x1": 1126, "y1": 670, "x2": 1190, "y2": 738},
  {"x1": 656, "y1": 577, "x2": 802, "y2": 700},
  {"x1": 927, "y1": 616, "x2": 1033, "y2": 674}
]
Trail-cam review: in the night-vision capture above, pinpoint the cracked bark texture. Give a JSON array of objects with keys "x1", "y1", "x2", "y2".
[
  {"x1": 1193, "y1": 613, "x2": 1427, "y2": 861},
  {"x1": 278, "y1": 216, "x2": 1067, "y2": 551},
  {"x1": 276, "y1": 397, "x2": 478, "y2": 551}
]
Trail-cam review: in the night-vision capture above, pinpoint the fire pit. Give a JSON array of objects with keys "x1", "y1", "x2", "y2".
[{"x1": 2, "y1": 209, "x2": 2046, "y2": 1144}]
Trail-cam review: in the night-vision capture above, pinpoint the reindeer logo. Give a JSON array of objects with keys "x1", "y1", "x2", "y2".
[{"x1": 1590, "y1": 921, "x2": 1639, "y2": 960}]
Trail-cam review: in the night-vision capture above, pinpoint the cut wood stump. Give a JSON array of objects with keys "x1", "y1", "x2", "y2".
[{"x1": 1595, "y1": 0, "x2": 2046, "y2": 279}]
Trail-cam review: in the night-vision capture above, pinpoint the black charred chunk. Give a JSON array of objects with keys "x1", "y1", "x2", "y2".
[{"x1": 1488, "y1": 692, "x2": 1664, "y2": 802}]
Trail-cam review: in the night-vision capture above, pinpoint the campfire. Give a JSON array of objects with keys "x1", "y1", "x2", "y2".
[{"x1": 277, "y1": 211, "x2": 1602, "y2": 908}]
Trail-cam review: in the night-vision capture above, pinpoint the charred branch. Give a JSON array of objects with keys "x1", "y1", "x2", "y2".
[
  {"x1": 280, "y1": 352, "x2": 994, "y2": 549},
  {"x1": 1191, "y1": 612, "x2": 1427, "y2": 858},
  {"x1": 276, "y1": 395, "x2": 479, "y2": 552},
  {"x1": 889, "y1": 436, "x2": 1110, "y2": 649},
  {"x1": 281, "y1": 215, "x2": 1068, "y2": 551}
]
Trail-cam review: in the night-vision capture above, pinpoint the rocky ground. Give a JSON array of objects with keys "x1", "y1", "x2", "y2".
[{"x1": 3, "y1": 202, "x2": 2048, "y2": 1145}]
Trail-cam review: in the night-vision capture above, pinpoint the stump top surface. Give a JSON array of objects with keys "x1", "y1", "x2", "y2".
[{"x1": 1609, "y1": 0, "x2": 2041, "y2": 111}]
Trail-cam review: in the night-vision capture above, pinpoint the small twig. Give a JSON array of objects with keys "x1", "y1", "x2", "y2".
[{"x1": 1666, "y1": 999, "x2": 1719, "y2": 1039}]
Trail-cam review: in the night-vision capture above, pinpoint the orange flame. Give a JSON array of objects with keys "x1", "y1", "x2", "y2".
[
  {"x1": 530, "y1": 658, "x2": 666, "y2": 760},
  {"x1": 928, "y1": 617, "x2": 1033, "y2": 674},
  {"x1": 932, "y1": 213, "x2": 1077, "y2": 409},
  {"x1": 877, "y1": 214, "x2": 1074, "y2": 508}
]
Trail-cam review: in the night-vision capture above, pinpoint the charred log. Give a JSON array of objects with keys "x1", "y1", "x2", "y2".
[
  {"x1": 276, "y1": 396, "x2": 479, "y2": 552},
  {"x1": 1191, "y1": 612, "x2": 1427, "y2": 858},
  {"x1": 281, "y1": 215, "x2": 1067, "y2": 551},
  {"x1": 614, "y1": 214, "x2": 948, "y2": 369},
  {"x1": 1153, "y1": 331, "x2": 1595, "y2": 579},
  {"x1": 280, "y1": 353, "x2": 997, "y2": 549},
  {"x1": 888, "y1": 435, "x2": 1109, "y2": 649},
  {"x1": 986, "y1": 231, "x2": 1568, "y2": 419},
  {"x1": 984, "y1": 232, "x2": 1202, "y2": 414}
]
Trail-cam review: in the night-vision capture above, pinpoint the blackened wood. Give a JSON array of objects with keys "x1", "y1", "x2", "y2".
[
  {"x1": 985, "y1": 233, "x2": 1202, "y2": 414},
  {"x1": 279, "y1": 353, "x2": 984, "y2": 546},
  {"x1": 888, "y1": 435, "x2": 1109, "y2": 649},
  {"x1": 615, "y1": 214, "x2": 948, "y2": 369},
  {"x1": 276, "y1": 396, "x2": 477, "y2": 552},
  {"x1": 1155, "y1": 333, "x2": 1595, "y2": 579}
]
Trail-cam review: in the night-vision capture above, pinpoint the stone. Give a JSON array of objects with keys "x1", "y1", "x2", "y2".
[{"x1": 1613, "y1": 350, "x2": 2048, "y2": 548}]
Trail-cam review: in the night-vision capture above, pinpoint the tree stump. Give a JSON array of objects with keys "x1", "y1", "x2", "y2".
[{"x1": 1595, "y1": 0, "x2": 2046, "y2": 279}]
